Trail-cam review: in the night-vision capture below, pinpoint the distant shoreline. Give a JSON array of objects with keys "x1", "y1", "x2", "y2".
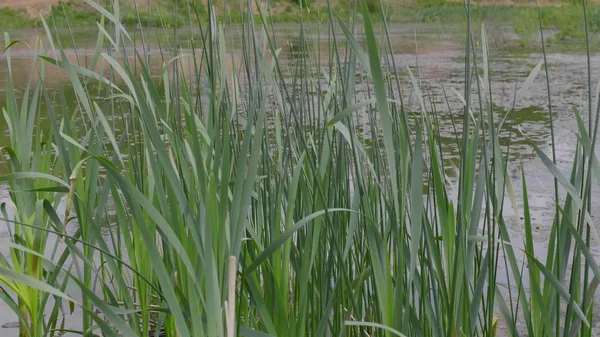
[{"x1": 0, "y1": 0, "x2": 599, "y2": 46}]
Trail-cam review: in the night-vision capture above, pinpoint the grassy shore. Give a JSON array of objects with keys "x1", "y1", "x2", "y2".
[{"x1": 2, "y1": 0, "x2": 600, "y2": 43}]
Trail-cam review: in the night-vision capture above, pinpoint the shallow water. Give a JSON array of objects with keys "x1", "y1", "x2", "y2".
[{"x1": 1, "y1": 23, "x2": 600, "y2": 336}]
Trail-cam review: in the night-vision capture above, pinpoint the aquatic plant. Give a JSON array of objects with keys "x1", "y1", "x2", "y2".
[{"x1": 1, "y1": 0, "x2": 599, "y2": 337}]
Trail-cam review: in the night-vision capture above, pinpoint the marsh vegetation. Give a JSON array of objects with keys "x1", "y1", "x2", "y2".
[{"x1": 1, "y1": 1, "x2": 600, "y2": 337}]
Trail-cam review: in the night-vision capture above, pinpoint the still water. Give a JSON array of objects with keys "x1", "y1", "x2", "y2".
[{"x1": 1, "y1": 23, "x2": 600, "y2": 335}]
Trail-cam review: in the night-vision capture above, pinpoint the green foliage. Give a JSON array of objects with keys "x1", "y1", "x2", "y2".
[
  {"x1": 290, "y1": 0, "x2": 311, "y2": 7},
  {"x1": 512, "y1": 10, "x2": 538, "y2": 46},
  {"x1": 2, "y1": 1, "x2": 600, "y2": 337},
  {"x1": 48, "y1": 1, "x2": 102, "y2": 27},
  {"x1": 548, "y1": 6, "x2": 587, "y2": 39},
  {"x1": 417, "y1": 0, "x2": 448, "y2": 9},
  {"x1": 365, "y1": 0, "x2": 381, "y2": 13},
  {"x1": 45, "y1": 0, "x2": 207, "y2": 27},
  {"x1": 389, "y1": 3, "x2": 600, "y2": 43},
  {"x1": 0, "y1": 7, "x2": 33, "y2": 28}
]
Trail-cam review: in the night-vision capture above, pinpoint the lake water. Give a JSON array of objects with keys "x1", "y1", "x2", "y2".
[{"x1": 1, "y1": 22, "x2": 600, "y2": 336}]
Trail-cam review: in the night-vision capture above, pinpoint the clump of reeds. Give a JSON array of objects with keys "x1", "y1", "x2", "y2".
[{"x1": 0, "y1": 0, "x2": 599, "y2": 337}]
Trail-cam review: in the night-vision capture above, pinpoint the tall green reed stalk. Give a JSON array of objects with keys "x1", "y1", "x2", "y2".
[{"x1": 1, "y1": 0, "x2": 600, "y2": 336}]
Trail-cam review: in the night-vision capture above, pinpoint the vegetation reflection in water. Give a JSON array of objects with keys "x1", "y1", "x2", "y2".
[{"x1": 1, "y1": 1, "x2": 600, "y2": 337}]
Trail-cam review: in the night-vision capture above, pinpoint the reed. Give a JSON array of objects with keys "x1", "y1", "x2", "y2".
[{"x1": 1, "y1": 0, "x2": 599, "y2": 336}]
